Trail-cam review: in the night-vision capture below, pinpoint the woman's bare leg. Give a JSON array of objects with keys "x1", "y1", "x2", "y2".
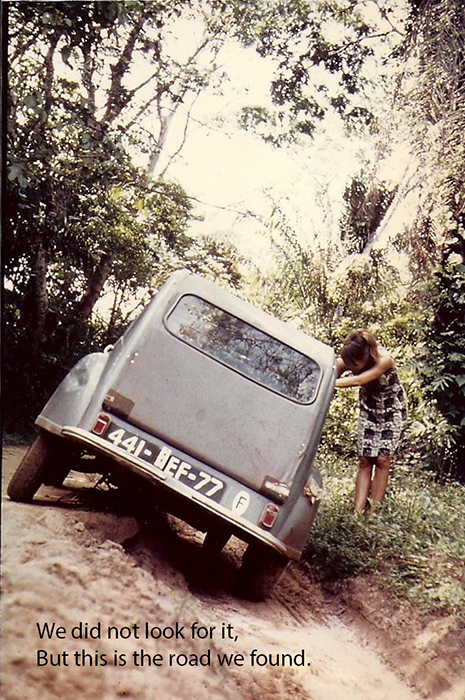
[
  {"x1": 370, "y1": 456, "x2": 391, "y2": 513},
  {"x1": 354, "y1": 456, "x2": 373, "y2": 515}
]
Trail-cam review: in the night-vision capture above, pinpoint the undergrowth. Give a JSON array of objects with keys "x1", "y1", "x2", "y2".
[{"x1": 304, "y1": 449, "x2": 465, "y2": 618}]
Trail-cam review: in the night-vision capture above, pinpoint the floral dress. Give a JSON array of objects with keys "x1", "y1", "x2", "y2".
[{"x1": 358, "y1": 365, "x2": 408, "y2": 458}]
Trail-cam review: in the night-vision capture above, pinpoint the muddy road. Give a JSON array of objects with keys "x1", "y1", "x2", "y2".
[{"x1": 2, "y1": 446, "x2": 464, "y2": 700}]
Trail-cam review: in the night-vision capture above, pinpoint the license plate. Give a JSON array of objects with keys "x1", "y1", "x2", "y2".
[{"x1": 103, "y1": 424, "x2": 225, "y2": 503}]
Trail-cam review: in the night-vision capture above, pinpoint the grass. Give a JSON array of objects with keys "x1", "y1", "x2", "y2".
[{"x1": 304, "y1": 450, "x2": 465, "y2": 618}]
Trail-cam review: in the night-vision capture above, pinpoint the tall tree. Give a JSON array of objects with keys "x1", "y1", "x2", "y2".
[
  {"x1": 4, "y1": 0, "x2": 247, "y2": 433},
  {"x1": 397, "y1": 0, "x2": 465, "y2": 478},
  {"x1": 239, "y1": 0, "x2": 405, "y2": 143}
]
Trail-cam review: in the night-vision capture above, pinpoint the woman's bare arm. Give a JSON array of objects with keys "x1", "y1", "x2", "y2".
[
  {"x1": 335, "y1": 350, "x2": 394, "y2": 388},
  {"x1": 336, "y1": 357, "x2": 346, "y2": 378}
]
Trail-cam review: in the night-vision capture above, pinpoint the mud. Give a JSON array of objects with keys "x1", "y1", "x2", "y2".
[{"x1": 2, "y1": 446, "x2": 464, "y2": 700}]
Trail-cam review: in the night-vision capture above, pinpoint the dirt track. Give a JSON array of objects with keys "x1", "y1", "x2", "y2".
[{"x1": 2, "y1": 446, "x2": 464, "y2": 700}]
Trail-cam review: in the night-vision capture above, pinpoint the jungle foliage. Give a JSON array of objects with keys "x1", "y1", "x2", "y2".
[
  {"x1": 3, "y1": 0, "x2": 246, "y2": 434},
  {"x1": 3, "y1": 0, "x2": 465, "y2": 483},
  {"x1": 304, "y1": 452, "x2": 465, "y2": 617},
  {"x1": 250, "y1": 0, "x2": 465, "y2": 480}
]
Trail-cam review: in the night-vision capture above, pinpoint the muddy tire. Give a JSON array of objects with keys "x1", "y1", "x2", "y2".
[
  {"x1": 7, "y1": 432, "x2": 64, "y2": 502},
  {"x1": 237, "y1": 542, "x2": 289, "y2": 601}
]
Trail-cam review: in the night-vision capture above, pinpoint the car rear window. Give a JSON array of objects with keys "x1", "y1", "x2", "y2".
[{"x1": 165, "y1": 294, "x2": 321, "y2": 404}]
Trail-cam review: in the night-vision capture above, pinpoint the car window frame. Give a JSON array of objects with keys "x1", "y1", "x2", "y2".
[{"x1": 163, "y1": 293, "x2": 322, "y2": 405}]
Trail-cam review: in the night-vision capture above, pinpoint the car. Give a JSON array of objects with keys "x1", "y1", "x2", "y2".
[{"x1": 7, "y1": 270, "x2": 336, "y2": 599}]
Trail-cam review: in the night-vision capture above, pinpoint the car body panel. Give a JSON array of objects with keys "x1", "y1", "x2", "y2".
[
  {"x1": 36, "y1": 352, "x2": 110, "y2": 435},
  {"x1": 35, "y1": 270, "x2": 335, "y2": 559}
]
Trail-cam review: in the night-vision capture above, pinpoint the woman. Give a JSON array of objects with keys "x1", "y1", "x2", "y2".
[{"x1": 335, "y1": 330, "x2": 408, "y2": 517}]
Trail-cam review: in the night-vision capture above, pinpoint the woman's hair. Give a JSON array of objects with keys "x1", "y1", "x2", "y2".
[{"x1": 340, "y1": 329, "x2": 379, "y2": 368}]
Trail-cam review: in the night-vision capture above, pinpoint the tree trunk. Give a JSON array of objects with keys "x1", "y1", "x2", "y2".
[
  {"x1": 78, "y1": 253, "x2": 114, "y2": 318},
  {"x1": 29, "y1": 240, "x2": 49, "y2": 356}
]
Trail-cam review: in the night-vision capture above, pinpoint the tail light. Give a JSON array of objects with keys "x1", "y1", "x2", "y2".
[
  {"x1": 259, "y1": 503, "x2": 280, "y2": 529},
  {"x1": 92, "y1": 413, "x2": 111, "y2": 436}
]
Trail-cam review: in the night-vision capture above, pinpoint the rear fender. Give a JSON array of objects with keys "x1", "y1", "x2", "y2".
[
  {"x1": 273, "y1": 466, "x2": 323, "y2": 556},
  {"x1": 36, "y1": 352, "x2": 110, "y2": 435}
]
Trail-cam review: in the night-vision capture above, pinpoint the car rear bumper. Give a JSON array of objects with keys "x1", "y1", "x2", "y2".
[{"x1": 58, "y1": 424, "x2": 302, "y2": 559}]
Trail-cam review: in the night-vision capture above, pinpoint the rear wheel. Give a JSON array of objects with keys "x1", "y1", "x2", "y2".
[
  {"x1": 237, "y1": 541, "x2": 289, "y2": 601},
  {"x1": 7, "y1": 432, "x2": 68, "y2": 502}
]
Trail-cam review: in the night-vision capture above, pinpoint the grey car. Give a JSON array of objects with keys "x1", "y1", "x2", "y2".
[{"x1": 7, "y1": 270, "x2": 335, "y2": 599}]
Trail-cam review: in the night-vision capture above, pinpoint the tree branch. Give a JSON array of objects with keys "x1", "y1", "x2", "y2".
[
  {"x1": 102, "y1": 13, "x2": 146, "y2": 124},
  {"x1": 159, "y1": 94, "x2": 200, "y2": 177}
]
